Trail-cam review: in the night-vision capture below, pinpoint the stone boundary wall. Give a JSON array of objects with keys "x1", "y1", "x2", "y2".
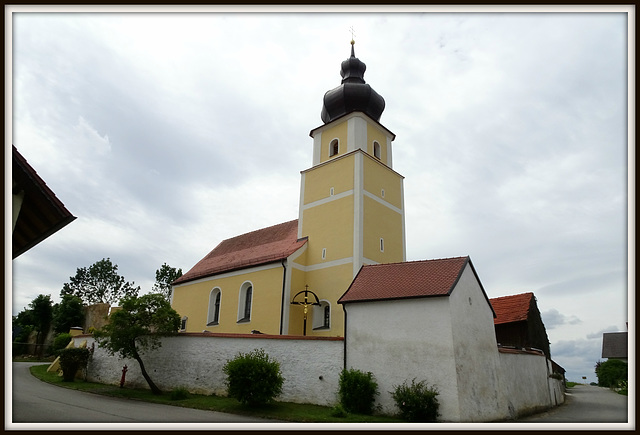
[
  {"x1": 497, "y1": 348, "x2": 565, "y2": 419},
  {"x1": 73, "y1": 333, "x2": 344, "y2": 406}
]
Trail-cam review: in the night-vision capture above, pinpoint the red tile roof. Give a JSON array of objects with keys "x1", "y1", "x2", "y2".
[
  {"x1": 173, "y1": 220, "x2": 306, "y2": 285},
  {"x1": 338, "y1": 256, "x2": 472, "y2": 304},
  {"x1": 489, "y1": 292, "x2": 533, "y2": 325}
]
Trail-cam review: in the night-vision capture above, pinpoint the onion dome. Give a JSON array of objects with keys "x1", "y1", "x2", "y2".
[{"x1": 321, "y1": 41, "x2": 385, "y2": 124}]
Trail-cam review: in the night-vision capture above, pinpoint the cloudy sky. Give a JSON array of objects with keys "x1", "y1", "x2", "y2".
[{"x1": 8, "y1": 6, "x2": 631, "y2": 384}]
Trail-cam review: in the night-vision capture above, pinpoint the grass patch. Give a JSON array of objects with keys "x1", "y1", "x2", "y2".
[
  {"x1": 565, "y1": 381, "x2": 579, "y2": 388},
  {"x1": 29, "y1": 364, "x2": 402, "y2": 423},
  {"x1": 617, "y1": 389, "x2": 628, "y2": 396}
]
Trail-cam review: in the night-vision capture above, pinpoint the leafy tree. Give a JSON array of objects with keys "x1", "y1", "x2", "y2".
[
  {"x1": 52, "y1": 294, "x2": 85, "y2": 334},
  {"x1": 61, "y1": 258, "x2": 140, "y2": 305},
  {"x1": 93, "y1": 293, "x2": 180, "y2": 395},
  {"x1": 595, "y1": 359, "x2": 627, "y2": 388},
  {"x1": 29, "y1": 295, "x2": 54, "y2": 356},
  {"x1": 152, "y1": 263, "x2": 183, "y2": 302}
]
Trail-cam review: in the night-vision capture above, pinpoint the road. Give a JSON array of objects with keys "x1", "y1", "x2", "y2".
[
  {"x1": 10, "y1": 362, "x2": 278, "y2": 425},
  {"x1": 518, "y1": 383, "x2": 629, "y2": 424}
]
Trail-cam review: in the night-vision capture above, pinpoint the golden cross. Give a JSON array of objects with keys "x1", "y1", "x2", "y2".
[{"x1": 349, "y1": 26, "x2": 356, "y2": 44}]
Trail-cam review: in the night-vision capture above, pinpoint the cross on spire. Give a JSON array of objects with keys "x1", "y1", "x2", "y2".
[{"x1": 349, "y1": 26, "x2": 356, "y2": 45}]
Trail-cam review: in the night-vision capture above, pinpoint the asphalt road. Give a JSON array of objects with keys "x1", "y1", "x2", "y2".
[
  {"x1": 518, "y1": 383, "x2": 629, "y2": 424},
  {"x1": 10, "y1": 362, "x2": 277, "y2": 425}
]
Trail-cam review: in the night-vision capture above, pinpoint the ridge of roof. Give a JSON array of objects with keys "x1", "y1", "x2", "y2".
[
  {"x1": 490, "y1": 292, "x2": 534, "y2": 325},
  {"x1": 173, "y1": 219, "x2": 305, "y2": 285},
  {"x1": 338, "y1": 256, "x2": 471, "y2": 304}
]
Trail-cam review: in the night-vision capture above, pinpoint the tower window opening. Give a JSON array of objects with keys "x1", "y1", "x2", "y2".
[
  {"x1": 381, "y1": 189, "x2": 385, "y2": 198},
  {"x1": 330, "y1": 139, "x2": 339, "y2": 157},
  {"x1": 373, "y1": 141, "x2": 381, "y2": 159},
  {"x1": 330, "y1": 187, "x2": 335, "y2": 196},
  {"x1": 380, "y1": 238, "x2": 384, "y2": 252},
  {"x1": 322, "y1": 248, "x2": 327, "y2": 259}
]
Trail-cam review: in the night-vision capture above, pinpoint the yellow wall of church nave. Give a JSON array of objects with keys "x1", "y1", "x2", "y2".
[
  {"x1": 287, "y1": 263, "x2": 352, "y2": 336},
  {"x1": 300, "y1": 195, "x2": 354, "y2": 265},
  {"x1": 303, "y1": 153, "x2": 355, "y2": 205},
  {"x1": 171, "y1": 266, "x2": 284, "y2": 335},
  {"x1": 362, "y1": 195, "x2": 405, "y2": 264}
]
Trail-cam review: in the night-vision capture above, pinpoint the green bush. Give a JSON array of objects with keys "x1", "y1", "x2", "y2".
[
  {"x1": 596, "y1": 359, "x2": 627, "y2": 388},
  {"x1": 170, "y1": 387, "x2": 191, "y2": 400},
  {"x1": 222, "y1": 348, "x2": 284, "y2": 406},
  {"x1": 338, "y1": 368, "x2": 379, "y2": 415},
  {"x1": 59, "y1": 347, "x2": 90, "y2": 382},
  {"x1": 391, "y1": 379, "x2": 440, "y2": 422},
  {"x1": 51, "y1": 333, "x2": 72, "y2": 355},
  {"x1": 330, "y1": 403, "x2": 348, "y2": 418}
]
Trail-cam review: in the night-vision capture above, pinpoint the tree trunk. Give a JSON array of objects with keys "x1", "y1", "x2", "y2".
[{"x1": 132, "y1": 350, "x2": 162, "y2": 395}]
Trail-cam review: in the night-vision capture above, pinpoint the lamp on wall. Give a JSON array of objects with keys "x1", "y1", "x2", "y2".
[{"x1": 291, "y1": 285, "x2": 321, "y2": 336}]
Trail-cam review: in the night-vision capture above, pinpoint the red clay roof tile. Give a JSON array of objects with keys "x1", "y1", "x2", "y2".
[
  {"x1": 173, "y1": 220, "x2": 306, "y2": 285},
  {"x1": 489, "y1": 292, "x2": 533, "y2": 325},
  {"x1": 338, "y1": 256, "x2": 470, "y2": 304}
]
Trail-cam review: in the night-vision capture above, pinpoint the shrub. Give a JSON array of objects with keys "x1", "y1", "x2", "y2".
[
  {"x1": 330, "y1": 403, "x2": 348, "y2": 418},
  {"x1": 51, "y1": 333, "x2": 73, "y2": 355},
  {"x1": 338, "y1": 368, "x2": 379, "y2": 415},
  {"x1": 59, "y1": 347, "x2": 90, "y2": 382},
  {"x1": 170, "y1": 387, "x2": 190, "y2": 400},
  {"x1": 222, "y1": 348, "x2": 284, "y2": 406},
  {"x1": 595, "y1": 359, "x2": 627, "y2": 388},
  {"x1": 391, "y1": 378, "x2": 440, "y2": 422}
]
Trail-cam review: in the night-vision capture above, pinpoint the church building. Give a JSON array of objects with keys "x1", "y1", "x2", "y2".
[{"x1": 171, "y1": 40, "x2": 406, "y2": 337}]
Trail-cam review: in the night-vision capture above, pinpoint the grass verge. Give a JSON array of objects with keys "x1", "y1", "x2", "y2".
[{"x1": 29, "y1": 364, "x2": 402, "y2": 423}]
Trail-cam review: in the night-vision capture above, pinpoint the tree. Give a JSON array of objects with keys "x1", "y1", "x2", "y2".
[
  {"x1": 93, "y1": 293, "x2": 180, "y2": 395},
  {"x1": 152, "y1": 263, "x2": 183, "y2": 302},
  {"x1": 595, "y1": 359, "x2": 627, "y2": 388},
  {"x1": 52, "y1": 294, "x2": 85, "y2": 334},
  {"x1": 60, "y1": 258, "x2": 140, "y2": 305},
  {"x1": 29, "y1": 294, "x2": 54, "y2": 357}
]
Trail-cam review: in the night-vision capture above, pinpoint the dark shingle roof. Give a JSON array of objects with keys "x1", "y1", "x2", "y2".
[
  {"x1": 489, "y1": 292, "x2": 533, "y2": 325},
  {"x1": 173, "y1": 220, "x2": 306, "y2": 285},
  {"x1": 339, "y1": 256, "x2": 475, "y2": 304},
  {"x1": 602, "y1": 331, "x2": 628, "y2": 359}
]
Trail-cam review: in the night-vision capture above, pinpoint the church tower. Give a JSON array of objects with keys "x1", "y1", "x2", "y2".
[{"x1": 287, "y1": 41, "x2": 406, "y2": 336}]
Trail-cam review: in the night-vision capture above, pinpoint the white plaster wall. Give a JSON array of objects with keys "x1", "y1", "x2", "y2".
[
  {"x1": 448, "y1": 265, "x2": 505, "y2": 422},
  {"x1": 77, "y1": 335, "x2": 343, "y2": 406},
  {"x1": 344, "y1": 298, "x2": 462, "y2": 421},
  {"x1": 498, "y1": 351, "x2": 554, "y2": 418}
]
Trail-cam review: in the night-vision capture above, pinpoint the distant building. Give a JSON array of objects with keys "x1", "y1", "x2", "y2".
[
  {"x1": 602, "y1": 331, "x2": 628, "y2": 362},
  {"x1": 490, "y1": 292, "x2": 551, "y2": 359},
  {"x1": 12, "y1": 145, "x2": 76, "y2": 258}
]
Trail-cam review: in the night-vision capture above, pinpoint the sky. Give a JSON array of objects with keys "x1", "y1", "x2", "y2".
[{"x1": 7, "y1": 6, "x2": 632, "y2": 384}]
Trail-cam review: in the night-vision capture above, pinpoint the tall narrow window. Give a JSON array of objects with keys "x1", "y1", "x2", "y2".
[
  {"x1": 238, "y1": 282, "x2": 253, "y2": 323},
  {"x1": 207, "y1": 289, "x2": 221, "y2": 326},
  {"x1": 180, "y1": 316, "x2": 188, "y2": 331},
  {"x1": 330, "y1": 139, "x2": 339, "y2": 157},
  {"x1": 373, "y1": 141, "x2": 381, "y2": 159},
  {"x1": 322, "y1": 248, "x2": 327, "y2": 259},
  {"x1": 380, "y1": 238, "x2": 385, "y2": 252},
  {"x1": 313, "y1": 300, "x2": 331, "y2": 330}
]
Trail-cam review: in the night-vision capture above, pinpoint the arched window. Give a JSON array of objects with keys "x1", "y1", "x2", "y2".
[
  {"x1": 238, "y1": 282, "x2": 253, "y2": 323},
  {"x1": 373, "y1": 141, "x2": 381, "y2": 159},
  {"x1": 313, "y1": 300, "x2": 331, "y2": 330},
  {"x1": 180, "y1": 316, "x2": 188, "y2": 331},
  {"x1": 329, "y1": 139, "x2": 339, "y2": 157},
  {"x1": 207, "y1": 288, "x2": 221, "y2": 326}
]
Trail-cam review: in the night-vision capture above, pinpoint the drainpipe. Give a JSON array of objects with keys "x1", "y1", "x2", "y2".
[
  {"x1": 279, "y1": 260, "x2": 287, "y2": 335},
  {"x1": 342, "y1": 304, "x2": 348, "y2": 370}
]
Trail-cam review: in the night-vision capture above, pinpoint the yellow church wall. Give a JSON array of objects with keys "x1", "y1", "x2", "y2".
[
  {"x1": 319, "y1": 121, "x2": 348, "y2": 163},
  {"x1": 301, "y1": 195, "x2": 354, "y2": 265},
  {"x1": 171, "y1": 265, "x2": 284, "y2": 335},
  {"x1": 363, "y1": 156, "x2": 403, "y2": 210},
  {"x1": 362, "y1": 195, "x2": 404, "y2": 264},
  {"x1": 302, "y1": 153, "x2": 355, "y2": 205},
  {"x1": 367, "y1": 123, "x2": 389, "y2": 164},
  {"x1": 287, "y1": 263, "x2": 352, "y2": 336}
]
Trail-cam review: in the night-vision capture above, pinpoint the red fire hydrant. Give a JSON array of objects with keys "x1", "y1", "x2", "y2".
[{"x1": 120, "y1": 365, "x2": 128, "y2": 388}]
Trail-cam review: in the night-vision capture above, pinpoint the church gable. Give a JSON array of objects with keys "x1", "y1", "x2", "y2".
[{"x1": 174, "y1": 220, "x2": 307, "y2": 285}]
